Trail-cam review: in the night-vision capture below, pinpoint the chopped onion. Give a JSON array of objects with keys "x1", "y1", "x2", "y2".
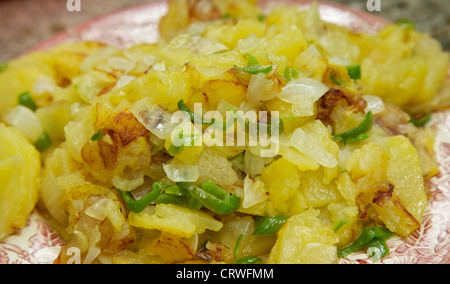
[
  {"x1": 277, "y1": 78, "x2": 329, "y2": 117},
  {"x1": 238, "y1": 34, "x2": 267, "y2": 54},
  {"x1": 85, "y1": 199, "x2": 109, "y2": 221},
  {"x1": 363, "y1": 95, "x2": 385, "y2": 114},
  {"x1": 107, "y1": 57, "x2": 135, "y2": 73},
  {"x1": 83, "y1": 226, "x2": 102, "y2": 264},
  {"x1": 33, "y1": 75, "x2": 57, "y2": 95},
  {"x1": 243, "y1": 174, "x2": 268, "y2": 209},
  {"x1": 328, "y1": 57, "x2": 351, "y2": 66},
  {"x1": 244, "y1": 150, "x2": 273, "y2": 176},
  {"x1": 246, "y1": 74, "x2": 278, "y2": 106},
  {"x1": 131, "y1": 98, "x2": 177, "y2": 140},
  {"x1": 290, "y1": 128, "x2": 338, "y2": 168},
  {"x1": 4, "y1": 105, "x2": 43, "y2": 142},
  {"x1": 113, "y1": 75, "x2": 136, "y2": 90},
  {"x1": 85, "y1": 198, "x2": 125, "y2": 233},
  {"x1": 163, "y1": 164, "x2": 199, "y2": 183}
]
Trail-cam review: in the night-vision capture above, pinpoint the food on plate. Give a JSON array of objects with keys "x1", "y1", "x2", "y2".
[{"x1": 0, "y1": 0, "x2": 448, "y2": 264}]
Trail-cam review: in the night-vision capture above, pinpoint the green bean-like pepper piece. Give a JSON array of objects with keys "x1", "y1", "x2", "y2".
[
  {"x1": 408, "y1": 113, "x2": 432, "y2": 127},
  {"x1": 180, "y1": 182, "x2": 241, "y2": 215},
  {"x1": 367, "y1": 238, "x2": 390, "y2": 262},
  {"x1": 371, "y1": 226, "x2": 394, "y2": 240},
  {"x1": 346, "y1": 65, "x2": 361, "y2": 80},
  {"x1": 118, "y1": 186, "x2": 163, "y2": 213},
  {"x1": 253, "y1": 215, "x2": 289, "y2": 236},
  {"x1": 234, "y1": 234, "x2": 264, "y2": 264},
  {"x1": 177, "y1": 100, "x2": 214, "y2": 125},
  {"x1": 337, "y1": 227, "x2": 375, "y2": 258},
  {"x1": 236, "y1": 256, "x2": 263, "y2": 264},
  {"x1": 333, "y1": 111, "x2": 373, "y2": 144},
  {"x1": 282, "y1": 66, "x2": 299, "y2": 82},
  {"x1": 395, "y1": 19, "x2": 416, "y2": 30},
  {"x1": 234, "y1": 54, "x2": 273, "y2": 75},
  {"x1": 18, "y1": 91, "x2": 38, "y2": 111},
  {"x1": 91, "y1": 129, "x2": 104, "y2": 141},
  {"x1": 34, "y1": 132, "x2": 53, "y2": 152}
]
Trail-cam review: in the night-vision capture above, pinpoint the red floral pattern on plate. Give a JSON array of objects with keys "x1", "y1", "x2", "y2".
[{"x1": 1, "y1": 0, "x2": 449, "y2": 264}]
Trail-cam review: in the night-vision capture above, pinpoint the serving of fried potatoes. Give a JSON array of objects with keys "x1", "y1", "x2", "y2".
[{"x1": 0, "y1": 0, "x2": 449, "y2": 264}]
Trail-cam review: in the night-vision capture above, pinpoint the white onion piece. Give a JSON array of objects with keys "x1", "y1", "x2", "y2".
[
  {"x1": 33, "y1": 76, "x2": 57, "y2": 95},
  {"x1": 246, "y1": 74, "x2": 278, "y2": 106},
  {"x1": 244, "y1": 150, "x2": 272, "y2": 176},
  {"x1": 131, "y1": 98, "x2": 177, "y2": 140},
  {"x1": 243, "y1": 174, "x2": 268, "y2": 209},
  {"x1": 113, "y1": 75, "x2": 136, "y2": 90},
  {"x1": 107, "y1": 57, "x2": 135, "y2": 73},
  {"x1": 278, "y1": 78, "x2": 329, "y2": 117},
  {"x1": 4, "y1": 105, "x2": 43, "y2": 142},
  {"x1": 83, "y1": 226, "x2": 102, "y2": 264},
  {"x1": 328, "y1": 57, "x2": 351, "y2": 66},
  {"x1": 85, "y1": 198, "x2": 125, "y2": 232},
  {"x1": 363, "y1": 95, "x2": 385, "y2": 114},
  {"x1": 290, "y1": 128, "x2": 338, "y2": 168},
  {"x1": 163, "y1": 164, "x2": 200, "y2": 183},
  {"x1": 238, "y1": 33, "x2": 267, "y2": 54}
]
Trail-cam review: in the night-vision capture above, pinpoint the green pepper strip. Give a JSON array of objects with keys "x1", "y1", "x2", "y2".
[
  {"x1": 234, "y1": 54, "x2": 273, "y2": 75},
  {"x1": 234, "y1": 234, "x2": 245, "y2": 260},
  {"x1": 332, "y1": 219, "x2": 349, "y2": 233},
  {"x1": 282, "y1": 66, "x2": 299, "y2": 82},
  {"x1": 234, "y1": 234, "x2": 263, "y2": 264},
  {"x1": 367, "y1": 238, "x2": 390, "y2": 262},
  {"x1": 91, "y1": 129, "x2": 104, "y2": 141},
  {"x1": 18, "y1": 91, "x2": 38, "y2": 111},
  {"x1": 338, "y1": 226, "x2": 393, "y2": 260},
  {"x1": 333, "y1": 111, "x2": 373, "y2": 145},
  {"x1": 408, "y1": 113, "x2": 432, "y2": 127},
  {"x1": 337, "y1": 227, "x2": 375, "y2": 258},
  {"x1": 395, "y1": 19, "x2": 416, "y2": 30},
  {"x1": 180, "y1": 182, "x2": 241, "y2": 215},
  {"x1": 371, "y1": 225, "x2": 394, "y2": 240},
  {"x1": 253, "y1": 216, "x2": 289, "y2": 236},
  {"x1": 151, "y1": 183, "x2": 203, "y2": 210},
  {"x1": 177, "y1": 100, "x2": 214, "y2": 125},
  {"x1": 236, "y1": 256, "x2": 263, "y2": 264},
  {"x1": 118, "y1": 186, "x2": 163, "y2": 213},
  {"x1": 34, "y1": 132, "x2": 53, "y2": 152},
  {"x1": 346, "y1": 65, "x2": 361, "y2": 80},
  {"x1": 330, "y1": 72, "x2": 345, "y2": 86}
]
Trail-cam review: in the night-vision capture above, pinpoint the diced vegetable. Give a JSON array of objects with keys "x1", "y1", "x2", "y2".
[
  {"x1": 346, "y1": 65, "x2": 361, "y2": 80},
  {"x1": 4, "y1": 105, "x2": 43, "y2": 143},
  {"x1": 253, "y1": 216, "x2": 288, "y2": 236},
  {"x1": 277, "y1": 78, "x2": 329, "y2": 117},
  {"x1": 163, "y1": 164, "x2": 200, "y2": 183},
  {"x1": 180, "y1": 182, "x2": 241, "y2": 215},
  {"x1": 33, "y1": 132, "x2": 53, "y2": 152},
  {"x1": 234, "y1": 54, "x2": 273, "y2": 75},
  {"x1": 18, "y1": 91, "x2": 38, "y2": 111},
  {"x1": 337, "y1": 226, "x2": 393, "y2": 262},
  {"x1": 118, "y1": 185, "x2": 163, "y2": 213},
  {"x1": 333, "y1": 111, "x2": 373, "y2": 144},
  {"x1": 408, "y1": 113, "x2": 432, "y2": 127}
]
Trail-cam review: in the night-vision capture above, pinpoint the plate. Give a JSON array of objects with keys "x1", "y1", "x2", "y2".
[{"x1": 1, "y1": 0, "x2": 449, "y2": 264}]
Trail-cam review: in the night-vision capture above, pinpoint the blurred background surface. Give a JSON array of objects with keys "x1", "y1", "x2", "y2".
[{"x1": 0, "y1": 0, "x2": 449, "y2": 62}]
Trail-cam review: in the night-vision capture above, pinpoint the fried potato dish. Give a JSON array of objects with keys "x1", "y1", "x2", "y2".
[{"x1": 0, "y1": 0, "x2": 449, "y2": 264}]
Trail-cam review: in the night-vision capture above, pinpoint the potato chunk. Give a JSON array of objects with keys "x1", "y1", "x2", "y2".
[
  {"x1": 268, "y1": 208, "x2": 339, "y2": 264},
  {"x1": 0, "y1": 124, "x2": 40, "y2": 239}
]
